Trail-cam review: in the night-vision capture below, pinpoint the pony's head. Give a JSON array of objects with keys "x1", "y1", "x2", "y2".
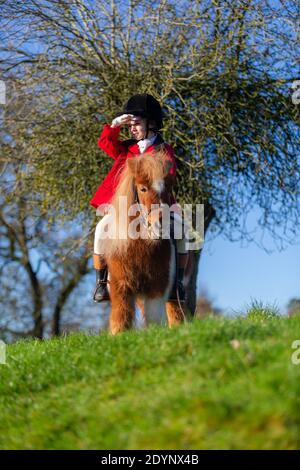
[
  {"x1": 104, "y1": 148, "x2": 175, "y2": 257},
  {"x1": 126, "y1": 148, "x2": 174, "y2": 211},
  {"x1": 110, "y1": 147, "x2": 175, "y2": 218}
]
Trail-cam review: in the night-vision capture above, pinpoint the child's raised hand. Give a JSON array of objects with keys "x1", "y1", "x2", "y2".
[{"x1": 111, "y1": 114, "x2": 136, "y2": 128}]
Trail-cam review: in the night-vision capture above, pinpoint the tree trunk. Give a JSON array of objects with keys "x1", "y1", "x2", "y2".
[
  {"x1": 25, "y1": 261, "x2": 44, "y2": 339},
  {"x1": 185, "y1": 203, "x2": 216, "y2": 316},
  {"x1": 185, "y1": 249, "x2": 201, "y2": 316}
]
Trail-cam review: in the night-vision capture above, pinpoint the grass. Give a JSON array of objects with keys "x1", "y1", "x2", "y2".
[{"x1": 0, "y1": 310, "x2": 300, "y2": 450}]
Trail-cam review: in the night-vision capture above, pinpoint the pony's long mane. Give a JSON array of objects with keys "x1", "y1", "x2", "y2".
[{"x1": 103, "y1": 147, "x2": 172, "y2": 258}]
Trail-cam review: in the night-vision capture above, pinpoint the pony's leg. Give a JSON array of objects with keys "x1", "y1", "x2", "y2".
[
  {"x1": 165, "y1": 301, "x2": 185, "y2": 327},
  {"x1": 109, "y1": 280, "x2": 135, "y2": 335},
  {"x1": 144, "y1": 297, "x2": 167, "y2": 326}
]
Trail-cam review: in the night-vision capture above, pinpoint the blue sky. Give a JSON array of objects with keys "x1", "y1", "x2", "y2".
[{"x1": 197, "y1": 212, "x2": 300, "y2": 315}]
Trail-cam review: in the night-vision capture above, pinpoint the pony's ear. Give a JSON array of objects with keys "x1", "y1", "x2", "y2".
[
  {"x1": 157, "y1": 146, "x2": 173, "y2": 176},
  {"x1": 126, "y1": 156, "x2": 139, "y2": 175},
  {"x1": 163, "y1": 158, "x2": 173, "y2": 176}
]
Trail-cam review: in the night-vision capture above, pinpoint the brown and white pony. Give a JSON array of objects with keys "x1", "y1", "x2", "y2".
[{"x1": 102, "y1": 148, "x2": 185, "y2": 335}]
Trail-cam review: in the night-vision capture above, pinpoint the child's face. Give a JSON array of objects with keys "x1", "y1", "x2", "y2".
[{"x1": 129, "y1": 116, "x2": 147, "y2": 140}]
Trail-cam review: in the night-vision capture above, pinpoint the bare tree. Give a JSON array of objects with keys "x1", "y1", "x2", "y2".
[
  {"x1": 0, "y1": 188, "x2": 93, "y2": 338},
  {"x1": 287, "y1": 298, "x2": 300, "y2": 316}
]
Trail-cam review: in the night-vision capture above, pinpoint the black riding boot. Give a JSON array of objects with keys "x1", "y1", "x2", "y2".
[
  {"x1": 93, "y1": 267, "x2": 110, "y2": 302},
  {"x1": 168, "y1": 268, "x2": 185, "y2": 302}
]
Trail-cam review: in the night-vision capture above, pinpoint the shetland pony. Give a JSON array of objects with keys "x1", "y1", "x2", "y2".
[{"x1": 101, "y1": 148, "x2": 185, "y2": 335}]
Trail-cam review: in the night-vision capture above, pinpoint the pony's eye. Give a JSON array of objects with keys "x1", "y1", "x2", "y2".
[{"x1": 140, "y1": 187, "x2": 147, "y2": 193}]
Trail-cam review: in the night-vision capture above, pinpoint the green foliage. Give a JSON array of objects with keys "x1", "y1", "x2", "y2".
[
  {"x1": 244, "y1": 300, "x2": 280, "y2": 321},
  {"x1": 1, "y1": 314, "x2": 299, "y2": 449}
]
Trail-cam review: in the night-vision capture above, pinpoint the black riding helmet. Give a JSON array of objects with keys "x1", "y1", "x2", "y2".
[{"x1": 115, "y1": 93, "x2": 163, "y2": 139}]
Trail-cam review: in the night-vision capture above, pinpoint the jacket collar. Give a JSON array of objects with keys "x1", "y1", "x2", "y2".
[{"x1": 128, "y1": 133, "x2": 164, "y2": 155}]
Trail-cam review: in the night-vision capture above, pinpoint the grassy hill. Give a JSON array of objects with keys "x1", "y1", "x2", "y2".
[{"x1": 0, "y1": 310, "x2": 299, "y2": 450}]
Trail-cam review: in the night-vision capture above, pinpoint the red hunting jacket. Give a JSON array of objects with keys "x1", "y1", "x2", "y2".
[{"x1": 90, "y1": 124, "x2": 177, "y2": 209}]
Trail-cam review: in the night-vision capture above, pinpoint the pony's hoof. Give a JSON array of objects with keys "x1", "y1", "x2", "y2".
[{"x1": 109, "y1": 322, "x2": 124, "y2": 335}]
